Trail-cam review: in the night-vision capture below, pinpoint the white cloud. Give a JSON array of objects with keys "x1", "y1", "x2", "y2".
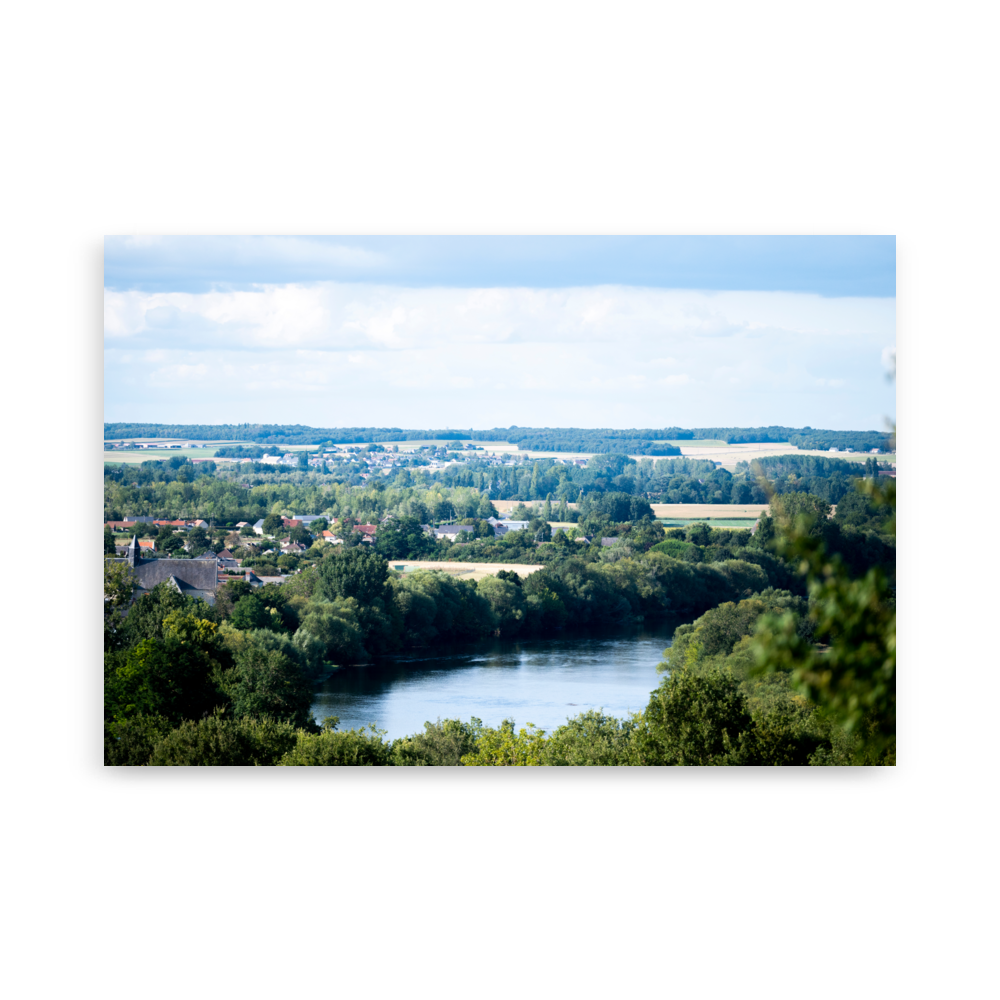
[{"x1": 104, "y1": 283, "x2": 896, "y2": 428}]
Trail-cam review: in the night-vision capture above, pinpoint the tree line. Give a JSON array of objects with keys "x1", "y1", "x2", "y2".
[{"x1": 104, "y1": 423, "x2": 895, "y2": 453}]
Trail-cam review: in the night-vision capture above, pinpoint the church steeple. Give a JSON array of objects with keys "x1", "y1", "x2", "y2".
[{"x1": 126, "y1": 534, "x2": 141, "y2": 567}]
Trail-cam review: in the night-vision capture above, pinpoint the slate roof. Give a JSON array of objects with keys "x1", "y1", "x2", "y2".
[{"x1": 128, "y1": 557, "x2": 219, "y2": 592}]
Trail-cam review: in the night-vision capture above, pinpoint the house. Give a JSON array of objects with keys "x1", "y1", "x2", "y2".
[
  {"x1": 253, "y1": 519, "x2": 265, "y2": 535},
  {"x1": 434, "y1": 524, "x2": 475, "y2": 540},
  {"x1": 322, "y1": 531, "x2": 344, "y2": 545},
  {"x1": 356, "y1": 524, "x2": 378, "y2": 538},
  {"x1": 870, "y1": 448, "x2": 881, "y2": 454},
  {"x1": 281, "y1": 542, "x2": 307, "y2": 553},
  {"x1": 112, "y1": 535, "x2": 219, "y2": 604},
  {"x1": 235, "y1": 522, "x2": 249, "y2": 529}
]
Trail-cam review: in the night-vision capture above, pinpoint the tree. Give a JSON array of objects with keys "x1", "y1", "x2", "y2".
[
  {"x1": 315, "y1": 547, "x2": 390, "y2": 605},
  {"x1": 476, "y1": 494, "x2": 498, "y2": 519},
  {"x1": 104, "y1": 560, "x2": 136, "y2": 610},
  {"x1": 374, "y1": 515, "x2": 436, "y2": 560},
  {"x1": 460, "y1": 719, "x2": 547, "y2": 766},
  {"x1": 277, "y1": 719, "x2": 392, "y2": 765},
  {"x1": 635, "y1": 669, "x2": 756, "y2": 765},
  {"x1": 104, "y1": 526, "x2": 117, "y2": 554},
  {"x1": 750, "y1": 479, "x2": 896, "y2": 761},
  {"x1": 213, "y1": 579, "x2": 255, "y2": 619},
  {"x1": 262, "y1": 513, "x2": 284, "y2": 535},
  {"x1": 391, "y1": 718, "x2": 485, "y2": 766},
  {"x1": 229, "y1": 593, "x2": 287, "y2": 632},
  {"x1": 105, "y1": 612, "x2": 231, "y2": 725},
  {"x1": 147, "y1": 715, "x2": 299, "y2": 766},
  {"x1": 220, "y1": 629, "x2": 316, "y2": 728},
  {"x1": 476, "y1": 575, "x2": 526, "y2": 635},
  {"x1": 104, "y1": 713, "x2": 174, "y2": 766}
]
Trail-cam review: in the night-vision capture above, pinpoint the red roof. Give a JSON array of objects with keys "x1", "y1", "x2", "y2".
[{"x1": 357, "y1": 524, "x2": 377, "y2": 536}]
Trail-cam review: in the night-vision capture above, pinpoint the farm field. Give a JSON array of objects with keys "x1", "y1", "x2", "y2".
[
  {"x1": 658, "y1": 518, "x2": 759, "y2": 528},
  {"x1": 657, "y1": 439, "x2": 728, "y2": 448},
  {"x1": 650, "y1": 503, "x2": 769, "y2": 518},
  {"x1": 388, "y1": 560, "x2": 543, "y2": 582},
  {"x1": 104, "y1": 447, "x2": 221, "y2": 464}
]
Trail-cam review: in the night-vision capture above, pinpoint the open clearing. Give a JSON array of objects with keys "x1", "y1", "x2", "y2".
[
  {"x1": 104, "y1": 448, "x2": 222, "y2": 464},
  {"x1": 388, "y1": 560, "x2": 543, "y2": 581},
  {"x1": 657, "y1": 439, "x2": 728, "y2": 448},
  {"x1": 650, "y1": 503, "x2": 768, "y2": 518},
  {"x1": 660, "y1": 517, "x2": 757, "y2": 531}
]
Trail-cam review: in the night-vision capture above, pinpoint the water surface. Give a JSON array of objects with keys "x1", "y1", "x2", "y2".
[{"x1": 310, "y1": 617, "x2": 687, "y2": 739}]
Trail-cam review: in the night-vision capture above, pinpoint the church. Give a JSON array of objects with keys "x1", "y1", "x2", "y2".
[{"x1": 114, "y1": 535, "x2": 219, "y2": 605}]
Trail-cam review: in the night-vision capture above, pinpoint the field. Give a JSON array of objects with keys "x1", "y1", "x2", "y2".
[
  {"x1": 388, "y1": 560, "x2": 543, "y2": 581},
  {"x1": 658, "y1": 518, "x2": 759, "y2": 529},
  {"x1": 658, "y1": 439, "x2": 728, "y2": 448},
  {"x1": 104, "y1": 448, "x2": 222, "y2": 464},
  {"x1": 650, "y1": 503, "x2": 768, "y2": 518}
]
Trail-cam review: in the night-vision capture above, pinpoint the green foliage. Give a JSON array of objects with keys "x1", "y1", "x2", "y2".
[
  {"x1": 104, "y1": 713, "x2": 174, "y2": 765},
  {"x1": 230, "y1": 593, "x2": 287, "y2": 632},
  {"x1": 475, "y1": 575, "x2": 526, "y2": 636},
  {"x1": 316, "y1": 546, "x2": 390, "y2": 605},
  {"x1": 217, "y1": 628, "x2": 317, "y2": 729},
  {"x1": 460, "y1": 719, "x2": 547, "y2": 766},
  {"x1": 294, "y1": 599, "x2": 368, "y2": 664},
  {"x1": 374, "y1": 514, "x2": 436, "y2": 560},
  {"x1": 277, "y1": 722, "x2": 392, "y2": 765},
  {"x1": 635, "y1": 669, "x2": 758, "y2": 765},
  {"x1": 542, "y1": 711, "x2": 640, "y2": 765},
  {"x1": 105, "y1": 612, "x2": 230, "y2": 725},
  {"x1": 148, "y1": 715, "x2": 299, "y2": 766},
  {"x1": 104, "y1": 559, "x2": 136, "y2": 609},
  {"x1": 391, "y1": 718, "x2": 485, "y2": 766}
]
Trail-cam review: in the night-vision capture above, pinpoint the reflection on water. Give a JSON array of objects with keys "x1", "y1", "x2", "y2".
[{"x1": 310, "y1": 617, "x2": 688, "y2": 740}]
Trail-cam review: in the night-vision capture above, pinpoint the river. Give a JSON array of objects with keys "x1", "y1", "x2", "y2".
[{"x1": 309, "y1": 616, "x2": 689, "y2": 739}]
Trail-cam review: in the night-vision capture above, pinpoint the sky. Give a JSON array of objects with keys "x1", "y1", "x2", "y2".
[{"x1": 104, "y1": 236, "x2": 896, "y2": 431}]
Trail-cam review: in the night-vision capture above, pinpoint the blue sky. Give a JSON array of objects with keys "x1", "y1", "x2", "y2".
[{"x1": 104, "y1": 236, "x2": 896, "y2": 430}]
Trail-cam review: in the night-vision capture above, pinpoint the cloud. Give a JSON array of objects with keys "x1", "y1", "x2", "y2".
[{"x1": 104, "y1": 283, "x2": 896, "y2": 429}]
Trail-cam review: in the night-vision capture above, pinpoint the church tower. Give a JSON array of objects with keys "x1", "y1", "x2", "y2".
[{"x1": 126, "y1": 534, "x2": 141, "y2": 567}]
